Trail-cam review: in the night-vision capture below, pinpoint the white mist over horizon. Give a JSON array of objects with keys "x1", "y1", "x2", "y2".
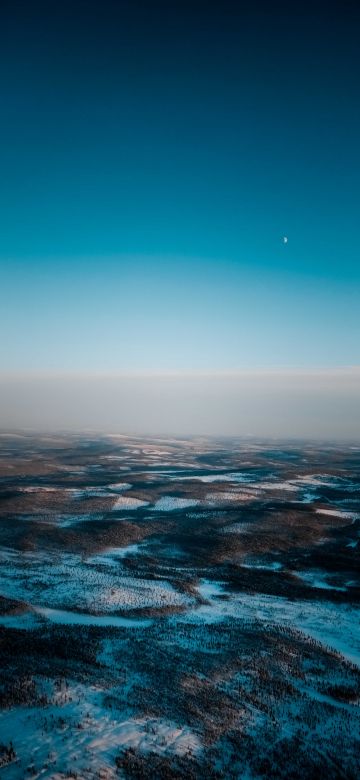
[{"x1": 0, "y1": 368, "x2": 359, "y2": 440}]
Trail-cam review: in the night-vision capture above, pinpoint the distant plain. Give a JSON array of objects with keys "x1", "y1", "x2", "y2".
[{"x1": 0, "y1": 434, "x2": 359, "y2": 778}]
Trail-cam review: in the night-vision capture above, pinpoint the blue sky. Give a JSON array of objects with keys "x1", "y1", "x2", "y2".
[
  {"x1": 0, "y1": 1, "x2": 359, "y2": 377},
  {"x1": 1, "y1": 254, "x2": 359, "y2": 372}
]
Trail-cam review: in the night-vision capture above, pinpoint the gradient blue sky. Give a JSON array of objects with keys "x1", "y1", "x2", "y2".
[{"x1": 1, "y1": 0, "x2": 359, "y2": 375}]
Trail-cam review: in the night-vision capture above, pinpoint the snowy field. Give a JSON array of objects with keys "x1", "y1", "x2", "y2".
[{"x1": 0, "y1": 434, "x2": 359, "y2": 778}]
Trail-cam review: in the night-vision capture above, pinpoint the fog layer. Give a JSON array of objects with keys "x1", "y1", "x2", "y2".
[{"x1": 0, "y1": 370, "x2": 359, "y2": 439}]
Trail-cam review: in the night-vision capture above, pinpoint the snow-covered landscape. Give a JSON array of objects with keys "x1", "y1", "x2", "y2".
[{"x1": 0, "y1": 434, "x2": 359, "y2": 778}]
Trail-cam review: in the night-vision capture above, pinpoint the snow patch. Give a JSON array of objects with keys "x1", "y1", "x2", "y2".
[
  {"x1": 112, "y1": 496, "x2": 149, "y2": 510},
  {"x1": 153, "y1": 497, "x2": 200, "y2": 511}
]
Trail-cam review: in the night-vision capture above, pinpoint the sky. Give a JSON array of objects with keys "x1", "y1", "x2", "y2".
[{"x1": 0, "y1": 1, "x2": 359, "y2": 435}]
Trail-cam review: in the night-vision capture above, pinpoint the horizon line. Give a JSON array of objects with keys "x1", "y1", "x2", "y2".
[{"x1": 1, "y1": 366, "x2": 360, "y2": 381}]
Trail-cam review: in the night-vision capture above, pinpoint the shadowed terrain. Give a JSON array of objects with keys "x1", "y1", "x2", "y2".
[{"x1": 0, "y1": 433, "x2": 359, "y2": 778}]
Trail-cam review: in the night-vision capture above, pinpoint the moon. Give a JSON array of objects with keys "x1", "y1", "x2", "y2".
[{"x1": 283, "y1": 236, "x2": 288, "y2": 244}]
